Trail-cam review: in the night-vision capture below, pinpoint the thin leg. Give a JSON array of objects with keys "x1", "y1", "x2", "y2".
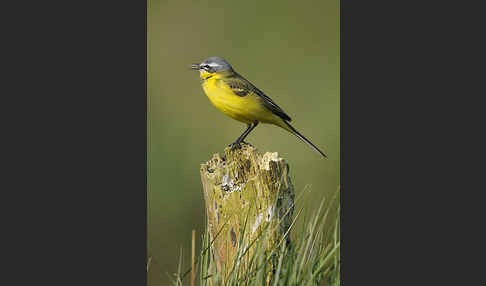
[
  {"x1": 238, "y1": 121, "x2": 259, "y2": 144},
  {"x1": 235, "y1": 124, "x2": 253, "y2": 144},
  {"x1": 230, "y1": 122, "x2": 259, "y2": 148}
]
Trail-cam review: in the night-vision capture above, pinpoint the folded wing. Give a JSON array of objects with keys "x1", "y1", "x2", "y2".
[{"x1": 223, "y1": 73, "x2": 292, "y2": 122}]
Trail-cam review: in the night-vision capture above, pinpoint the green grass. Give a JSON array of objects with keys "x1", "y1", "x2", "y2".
[{"x1": 164, "y1": 189, "x2": 340, "y2": 286}]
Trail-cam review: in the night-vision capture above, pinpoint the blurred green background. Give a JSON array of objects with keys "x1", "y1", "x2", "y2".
[{"x1": 148, "y1": 0, "x2": 339, "y2": 284}]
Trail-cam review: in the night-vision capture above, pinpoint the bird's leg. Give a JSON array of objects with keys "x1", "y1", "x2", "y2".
[
  {"x1": 229, "y1": 122, "x2": 259, "y2": 149},
  {"x1": 229, "y1": 124, "x2": 252, "y2": 149},
  {"x1": 239, "y1": 122, "x2": 259, "y2": 145}
]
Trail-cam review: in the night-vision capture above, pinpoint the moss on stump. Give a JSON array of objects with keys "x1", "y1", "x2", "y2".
[{"x1": 200, "y1": 143, "x2": 295, "y2": 282}]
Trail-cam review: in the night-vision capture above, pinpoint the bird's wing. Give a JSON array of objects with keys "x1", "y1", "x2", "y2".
[{"x1": 223, "y1": 73, "x2": 292, "y2": 121}]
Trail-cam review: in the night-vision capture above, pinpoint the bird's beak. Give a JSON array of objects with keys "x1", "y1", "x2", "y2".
[{"x1": 190, "y1": 63, "x2": 200, "y2": 70}]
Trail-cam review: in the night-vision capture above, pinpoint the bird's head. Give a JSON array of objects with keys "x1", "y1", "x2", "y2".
[{"x1": 191, "y1": 56, "x2": 234, "y2": 79}]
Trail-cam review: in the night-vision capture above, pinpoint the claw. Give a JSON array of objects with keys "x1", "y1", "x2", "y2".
[{"x1": 228, "y1": 142, "x2": 242, "y2": 150}]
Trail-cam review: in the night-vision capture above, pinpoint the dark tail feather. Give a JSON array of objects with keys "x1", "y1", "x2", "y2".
[{"x1": 282, "y1": 121, "x2": 327, "y2": 158}]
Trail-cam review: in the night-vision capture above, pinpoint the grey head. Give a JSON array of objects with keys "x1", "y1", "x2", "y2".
[{"x1": 191, "y1": 56, "x2": 233, "y2": 73}]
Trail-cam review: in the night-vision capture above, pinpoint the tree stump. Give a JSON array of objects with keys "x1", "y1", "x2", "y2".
[{"x1": 200, "y1": 143, "x2": 295, "y2": 282}]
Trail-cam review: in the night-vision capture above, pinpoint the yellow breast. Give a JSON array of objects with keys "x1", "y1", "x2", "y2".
[{"x1": 201, "y1": 77, "x2": 275, "y2": 124}]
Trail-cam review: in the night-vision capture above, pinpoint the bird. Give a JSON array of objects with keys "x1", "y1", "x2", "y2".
[{"x1": 190, "y1": 56, "x2": 327, "y2": 158}]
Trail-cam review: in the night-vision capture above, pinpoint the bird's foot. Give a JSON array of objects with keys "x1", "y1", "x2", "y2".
[{"x1": 228, "y1": 141, "x2": 242, "y2": 150}]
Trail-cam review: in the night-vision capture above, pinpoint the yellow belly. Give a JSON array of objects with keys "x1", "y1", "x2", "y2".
[{"x1": 202, "y1": 78, "x2": 277, "y2": 124}]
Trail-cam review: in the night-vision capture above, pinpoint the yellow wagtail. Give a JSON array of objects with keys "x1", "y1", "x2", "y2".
[{"x1": 191, "y1": 56, "x2": 327, "y2": 158}]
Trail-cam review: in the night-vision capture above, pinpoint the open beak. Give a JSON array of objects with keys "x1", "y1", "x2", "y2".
[{"x1": 190, "y1": 63, "x2": 200, "y2": 70}]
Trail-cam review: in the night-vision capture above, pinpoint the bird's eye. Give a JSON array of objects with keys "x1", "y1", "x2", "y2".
[{"x1": 203, "y1": 65, "x2": 211, "y2": 70}]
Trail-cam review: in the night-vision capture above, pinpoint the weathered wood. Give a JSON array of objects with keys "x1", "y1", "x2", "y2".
[{"x1": 200, "y1": 143, "x2": 295, "y2": 281}]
